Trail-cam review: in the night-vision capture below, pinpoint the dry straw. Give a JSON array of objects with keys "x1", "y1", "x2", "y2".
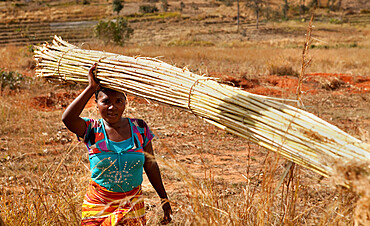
[{"x1": 34, "y1": 36, "x2": 369, "y2": 181}]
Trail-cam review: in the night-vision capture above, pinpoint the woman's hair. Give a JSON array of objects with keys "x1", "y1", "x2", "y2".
[{"x1": 95, "y1": 87, "x2": 126, "y2": 101}]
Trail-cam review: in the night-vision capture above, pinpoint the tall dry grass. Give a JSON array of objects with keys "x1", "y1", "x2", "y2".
[
  {"x1": 0, "y1": 79, "x2": 87, "y2": 225},
  {"x1": 149, "y1": 139, "x2": 363, "y2": 225},
  {"x1": 83, "y1": 44, "x2": 370, "y2": 77}
]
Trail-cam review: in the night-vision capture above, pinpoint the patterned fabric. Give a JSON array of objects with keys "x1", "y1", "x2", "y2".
[
  {"x1": 81, "y1": 180, "x2": 146, "y2": 226},
  {"x1": 80, "y1": 118, "x2": 155, "y2": 193}
]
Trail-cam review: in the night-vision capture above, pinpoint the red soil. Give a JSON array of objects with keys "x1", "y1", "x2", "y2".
[
  {"x1": 223, "y1": 73, "x2": 369, "y2": 97},
  {"x1": 31, "y1": 91, "x2": 79, "y2": 111}
]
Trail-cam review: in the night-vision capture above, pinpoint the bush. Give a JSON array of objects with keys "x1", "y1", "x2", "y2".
[
  {"x1": 94, "y1": 17, "x2": 134, "y2": 46},
  {"x1": 180, "y1": 1, "x2": 185, "y2": 11},
  {"x1": 268, "y1": 64, "x2": 298, "y2": 77},
  {"x1": 349, "y1": 42, "x2": 358, "y2": 48},
  {"x1": 329, "y1": 18, "x2": 343, "y2": 24},
  {"x1": 161, "y1": 0, "x2": 169, "y2": 12},
  {"x1": 112, "y1": 0, "x2": 124, "y2": 14},
  {"x1": 216, "y1": 0, "x2": 233, "y2": 7},
  {"x1": 0, "y1": 69, "x2": 24, "y2": 95},
  {"x1": 290, "y1": 4, "x2": 309, "y2": 16},
  {"x1": 139, "y1": 4, "x2": 159, "y2": 13}
]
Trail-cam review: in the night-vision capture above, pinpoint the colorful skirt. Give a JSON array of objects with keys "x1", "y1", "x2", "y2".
[{"x1": 81, "y1": 180, "x2": 146, "y2": 226}]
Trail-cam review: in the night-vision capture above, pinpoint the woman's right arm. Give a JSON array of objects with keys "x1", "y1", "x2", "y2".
[{"x1": 62, "y1": 63, "x2": 99, "y2": 138}]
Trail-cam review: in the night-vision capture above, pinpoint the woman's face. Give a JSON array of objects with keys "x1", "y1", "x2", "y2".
[{"x1": 96, "y1": 90, "x2": 126, "y2": 124}]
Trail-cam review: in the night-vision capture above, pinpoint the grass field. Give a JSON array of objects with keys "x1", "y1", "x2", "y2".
[{"x1": 0, "y1": 0, "x2": 369, "y2": 225}]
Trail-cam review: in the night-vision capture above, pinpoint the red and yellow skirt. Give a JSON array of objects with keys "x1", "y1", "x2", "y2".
[{"x1": 81, "y1": 180, "x2": 146, "y2": 226}]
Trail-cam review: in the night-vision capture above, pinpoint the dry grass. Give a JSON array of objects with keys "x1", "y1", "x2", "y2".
[{"x1": 80, "y1": 44, "x2": 370, "y2": 78}]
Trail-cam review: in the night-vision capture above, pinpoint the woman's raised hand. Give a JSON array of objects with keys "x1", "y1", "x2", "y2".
[{"x1": 88, "y1": 63, "x2": 100, "y2": 89}]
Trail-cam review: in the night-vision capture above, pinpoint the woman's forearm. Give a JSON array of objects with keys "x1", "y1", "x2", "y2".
[
  {"x1": 145, "y1": 160, "x2": 169, "y2": 199},
  {"x1": 144, "y1": 152, "x2": 173, "y2": 224},
  {"x1": 144, "y1": 143, "x2": 169, "y2": 199}
]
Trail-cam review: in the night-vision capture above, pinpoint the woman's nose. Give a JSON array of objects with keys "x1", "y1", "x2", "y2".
[{"x1": 108, "y1": 104, "x2": 114, "y2": 110}]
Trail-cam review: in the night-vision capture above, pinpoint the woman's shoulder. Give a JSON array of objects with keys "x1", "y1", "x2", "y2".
[
  {"x1": 81, "y1": 117, "x2": 103, "y2": 128},
  {"x1": 128, "y1": 118, "x2": 155, "y2": 142},
  {"x1": 128, "y1": 118, "x2": 147, "y2": 128}
]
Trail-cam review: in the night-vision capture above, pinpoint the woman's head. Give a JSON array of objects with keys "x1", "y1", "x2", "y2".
[{"x1": 95, "y1": 88, "x2": 127, "y2": 124}]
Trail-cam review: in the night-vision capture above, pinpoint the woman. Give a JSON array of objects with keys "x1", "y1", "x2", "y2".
[{"x1": 62, "y1": 63, "x2": 172, "y2": 225}]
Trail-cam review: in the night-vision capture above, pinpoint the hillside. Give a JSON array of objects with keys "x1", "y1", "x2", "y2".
[{"x1": 0, "y1": 0, "x2": 369, "y2": 47}]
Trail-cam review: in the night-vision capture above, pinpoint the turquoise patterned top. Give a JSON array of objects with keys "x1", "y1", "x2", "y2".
[{"x1": 80, "y1": 117, "x2": 155, "y2": 192}]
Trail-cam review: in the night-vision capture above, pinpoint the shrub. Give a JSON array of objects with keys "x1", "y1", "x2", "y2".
[
  {"x1": 349, "y1": 42, "x2": 358, "y2": 48},
  {"x1": 180, "y1": 1, "x2": 185, "y2": 11},
  {"x1": 308, "y1": 0, "x2": 319, "y2": 8},
  {"x1": 161, "y1": 0, "x2": 169, "y2": 12},
  {"x1": 329, "y1": 18, "x2": 343, "y2": 24},
  {"x1": 94, "y1": 17, "x2": 134, "y2": 46},
  {"x1": 112, "y1": 0, "x2": 124, "y2": 14},
  {"x1": 139, "y1": 4, "x2": 159, "y2": 13},
  {"x1": 0, "y1": 69, "x2": 24, "y2": 95},
  {"x1": 290, "y1": 4, "x2": 309, "y2": 16},
  {"x1": 216, "y1": 0, "x2": 233, "y2": 7},
  {"x1": 268, "y1": 64, "x2": 298, "y2": 77}
]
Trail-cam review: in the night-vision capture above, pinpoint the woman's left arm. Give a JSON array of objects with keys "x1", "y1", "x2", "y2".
[{"x1": 143, "y1": 142, "x2": 172, "y2": 225}]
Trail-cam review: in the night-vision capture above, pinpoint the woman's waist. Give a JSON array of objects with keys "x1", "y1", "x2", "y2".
[
  {"x1": 91, "y1": 174, "x2": 143, "y2": 192},
  {"x1": 89, "y1": 179, "x2": 142, "y2": 197}
]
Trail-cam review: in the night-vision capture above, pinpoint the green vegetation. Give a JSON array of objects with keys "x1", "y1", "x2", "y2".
[
  {"x1": 139, "y1": 4, "x2": 159, "y2": 14},
  {"x1": 0, "y1": 69, "x2": 24, "y2": 95},
  {"x1": 161, "y1": 0, "x2": 169, "y2": 12},
  {"x1": 180, "y1": 1, "x2": 185, "y2": 12},
  {"x1": 216, "y1": 0, "x2": 233, "y2": 7},
  {"x1": 126, "y1": 11, "x2": 181, "y2": 20},
  {"x1": 167, "y1": 39, "x2": 215, "y2": 47},
  {"x1": 112, "y1": 0, "x2": 124, "y2": 15},
  {"x1": 94, "y1": 17, "x2": 134, "y2": 46},
  {"x1": 310, "y1": 42, "x2": 360, "y2": 49},
  {"x1": 329, "y1": 17, "x2": 343, "y2": 24}
]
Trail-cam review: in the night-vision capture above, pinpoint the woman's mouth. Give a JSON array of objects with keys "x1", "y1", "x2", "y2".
[{"x1": 107, "y1": 112, "x2": 118, "y2": 117}]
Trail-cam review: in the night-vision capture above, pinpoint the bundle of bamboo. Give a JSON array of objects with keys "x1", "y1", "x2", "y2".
[{"x1": 34, "y1": 36, "x2": 369, "y2": 179}]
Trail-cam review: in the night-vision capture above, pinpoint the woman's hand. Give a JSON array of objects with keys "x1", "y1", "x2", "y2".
[
  {"x1": 161, "y1": 201, "x2": 172, "y2": 225},
  {"x1": 88, "y1": 63, "x2": 100, "y2": 89}
]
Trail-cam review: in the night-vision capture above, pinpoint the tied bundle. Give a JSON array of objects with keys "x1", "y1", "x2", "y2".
[{"x1": 34, "y1": 36, "x2": 369, "y2": 181}]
